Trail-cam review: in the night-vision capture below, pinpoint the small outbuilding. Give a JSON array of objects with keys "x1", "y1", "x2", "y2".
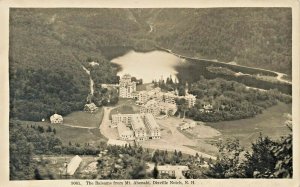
[
  {"x1": 84, "y1": 103, "x2": 98, "y2": 113},
  {"x1": 157, "y1": 165, "x2": 189, "y2": 179},
  {"x1": 89, "y1": 61, "x2": 99, "y2": 66},
  {"x1": 50, "y1": 113, "x2": 63, "y2": 124},
  {"x1": 107, "y1": 139, "x2": 129, "y2": 147},
  {"x1": 66, "y1": 155, "x2": 82, "y2": 175}
]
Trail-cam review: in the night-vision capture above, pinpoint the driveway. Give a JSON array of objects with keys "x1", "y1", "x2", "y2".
[{"x1": 99, "y1": 107, "x2": 119, "y2": 140}]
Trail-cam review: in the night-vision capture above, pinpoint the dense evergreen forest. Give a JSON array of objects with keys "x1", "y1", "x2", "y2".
[
  {"x1": 155, "y1": 77, "x2": 291, "y2": 122},
  {"x1": 149, "y1": 8, "x2": 292, "y2": 75},
  {"x1": 9, "y1": 8, "x2": 292, "y2": 121}
]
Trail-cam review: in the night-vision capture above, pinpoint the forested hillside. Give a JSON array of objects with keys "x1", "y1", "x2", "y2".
[
  {"x1": 148, "y1": 8, "x2": 292, "y2": 75},
  {"x1": 9, "y1": 9, "x2": 148, "y2": 121},
  {"x1": 9, "y1": 8, "x2": 292, "y2": 121}
]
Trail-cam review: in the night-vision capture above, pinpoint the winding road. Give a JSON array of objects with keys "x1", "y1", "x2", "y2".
[
  {"x1": 159, "y1": 47, "x2": 292, "y2": 85},
  {"x1": 61, "y1": 123, "x2": 96, "y2": 129},
  {"x1": 148, "y1": 22, "x2": 154, "y2": 33},
  {"x1": 99, "y1": 107, "x2": 119, "y2": 140},
  {"x1": 82, "y1": 65, "x2": 95, "y2": 95}
]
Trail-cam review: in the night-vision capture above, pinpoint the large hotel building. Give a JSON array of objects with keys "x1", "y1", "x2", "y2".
[
  {"x1": 111, "y1": 113, "x2": 161, "y2": 141},
  {"x1": 119, "y1": 74, "x2": 136, "y2": 98}
]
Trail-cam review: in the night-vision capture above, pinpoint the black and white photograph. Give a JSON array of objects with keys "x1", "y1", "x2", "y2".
[{"x1": 0, "y1": 0, "x2": 299, "y2": 187}]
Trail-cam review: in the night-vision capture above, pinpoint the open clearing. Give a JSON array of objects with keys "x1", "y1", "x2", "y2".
[
  {"x1": 63, "y1": 108, "x2": 104, "y2": 128},
  {"x1": 20, "y1": 121, "x2": 107, "y2": 146},
  {"x1": 205, "y1": 102, "x2": 292, "y2": 150},
  {"x1": 109, "y1": 98, "x2": 140, "y2": 119}
]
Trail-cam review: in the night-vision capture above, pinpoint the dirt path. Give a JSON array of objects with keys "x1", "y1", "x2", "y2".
[
  {"x1": 276, "y1": 72, "x2": 291, "y2": 84},
  {"x1": 81, "y1": 65, "x2": 95, "y2": 95},
  {"x1": 60, "y1": 123, "x2": 96, "y2": 129},
  {"x1": 160, "y1": 47, "x2": 292, "y2": 85},
  {"x1": 99, "y1": 107, "x2": 119, "y2": 140}
]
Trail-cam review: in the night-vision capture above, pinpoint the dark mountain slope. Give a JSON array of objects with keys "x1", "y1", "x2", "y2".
[
  {"x1": 149, "y1": 8, "x2": 292, "y2": 75},
  {"x1": 9, "y1": 8, "x2": 146, "y2": 121}
]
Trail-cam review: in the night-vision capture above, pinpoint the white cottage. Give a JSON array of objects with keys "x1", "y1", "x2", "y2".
[
  {"x1": 84, "y1": 103, "x2": 98, "y2": 113},
  {"x1": 50, "y1": 114, "x2": 63, "y2": 124}
]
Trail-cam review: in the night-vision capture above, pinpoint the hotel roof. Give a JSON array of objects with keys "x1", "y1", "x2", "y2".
[
  {"x1": 144, "y1": 114, "x2": 159, "y2": 129},
  {"x1": 117, "y1": 122, "x2": 133, "y2": 135},
  {"x1": 131, "y1": 114, "x2": 146, "y2": 130},
  {"x1": 144, "y1": 99, "x2": 158, "y2": 107}
]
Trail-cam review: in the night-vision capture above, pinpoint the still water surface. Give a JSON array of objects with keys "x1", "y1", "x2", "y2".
[{"x1": 111, "y1": 50, "x2": 183, "y2": 83}]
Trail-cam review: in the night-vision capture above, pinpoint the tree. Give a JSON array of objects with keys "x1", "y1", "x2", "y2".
[
  {"x1": 46, "y1": 126, "x2": 52, "y2": 133},
  {"x1": 205, "y1": 124, "x2": 293, "y2": 179},
  {"x1": 205, "y1": 138, "x2": 245, "y2": 178},
  {"x1": 37, "y1": 126, "x2": 44, "y2": 133},
  {"x1": 152, "y1": 162, "x2": 159, "y2": 179},
  {"x1": 34, "y1": 168, "x2": 43, "y2": 180},
  {"x1": 129, "y1": 161, "x2": 147, "y2": 179},
  {"x1": 178, "y1": 151, "x2": 183, "y2": 158},
  {"x1": 272, "y1": 134, "x2": 292, "y2": 178},
  {"x1": 244, "y1": 134, "x2": 277, "y2": 178}
]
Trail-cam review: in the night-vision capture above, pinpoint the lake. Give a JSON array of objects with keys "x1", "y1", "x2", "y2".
[
  {"x1": 111, "y1": 50, "x2": 183, "y2": 83},
  {"x1": 111, "y1": 50, "x2": 291, "y2": 95}
]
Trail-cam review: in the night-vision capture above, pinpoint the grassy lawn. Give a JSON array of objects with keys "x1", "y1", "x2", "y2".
[
  {"x1": 115, "y1": 98, "x2": 136, "y2": 105},
  {"x1": 110, "y1": 105, "x2": 135, "y2": 117},
  {"x1": 19, "y1": 121, "x2": 107, "y2": 146},
  {"x1": 184, "y1": 143, "x2": 219, "y2": 156},
  {"x1": 205, "y1": 102, "x2": 292, "y2": 150},
  {"x1": 53, "y1": 124, "x2": 107, "y2": 145},
  {"x1": 176, "y1": 125, "x2": 220, "y2": 156},
  {"x1": 63, "y1": 108, "x2": 104, "y2": 128},
  {"x1": 109, "y1": 98, "x2": 140, "y2": 119}
]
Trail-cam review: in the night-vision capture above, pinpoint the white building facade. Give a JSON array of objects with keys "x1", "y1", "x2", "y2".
[
  {"x1": 144, "y1": 114, "x2": 161, "y2": 139},
  {"x1": 117, "y1": 122, "x2": 135, "y2": 141},
  {"x1": 111, "y1": 113, "x2": 161, "y2": 141},
  {"x1": 50, "y1": 114, "x2": 63, "y2": 124},
  {"x1": 131, "y1": 114, "x2": 148, "y2": 141},
  {"x1": 119, "y1": 74, "x2": 136, "y2": 98}
]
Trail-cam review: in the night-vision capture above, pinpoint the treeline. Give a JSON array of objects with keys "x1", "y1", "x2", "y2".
[
  {"x1": 176, "y1": 60, "x2": 292, "y2": 95},
  {"x1": 97, "y1": 144, "x2": 209, "y2": 179},
  {"x1": 156, "y1": 77, "x2": 291, "y2": 122},
  {"x1": 9, "y1": 121, "x2": 101, "y2": 180},
  {"x1": 205, "y1": 133, "x2": 292, "y2": 178},
  {"x1": 187, "y1": 78, "x2": 291, "y2": 122}
]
